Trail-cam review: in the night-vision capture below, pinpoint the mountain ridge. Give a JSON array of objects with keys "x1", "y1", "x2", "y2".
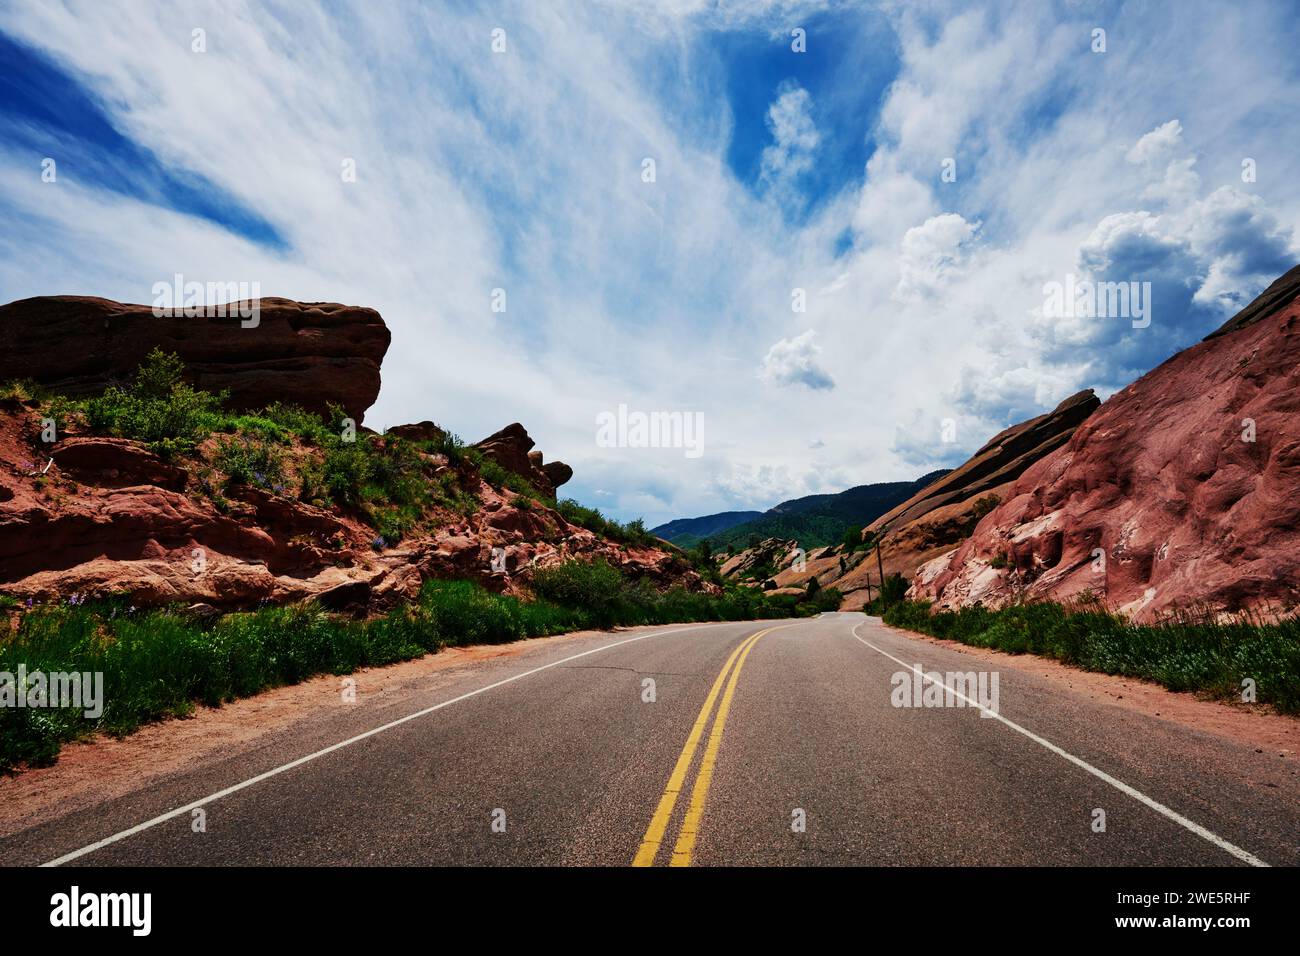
[{"x1": 654, "y1": 469, "x2": 950, "y2": 550}]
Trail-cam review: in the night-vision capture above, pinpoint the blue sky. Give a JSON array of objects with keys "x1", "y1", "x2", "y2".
[{"x1": 2, "y1": 0, "x2": 1299, "y2": 525}]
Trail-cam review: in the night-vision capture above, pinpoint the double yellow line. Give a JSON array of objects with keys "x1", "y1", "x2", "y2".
[{"x1": 632, "y1": 625, "x2": 784, "y2": 867}]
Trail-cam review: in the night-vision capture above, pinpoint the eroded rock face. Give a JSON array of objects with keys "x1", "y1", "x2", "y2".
[
  {"x1": 718, "y1": 538, "x2": 801, "y2": 581},
  {"x1": 0, "y1": 296, "x2": 390, "y2": 424},
  {"x1": 473, "y1": 422, "x2": 573, "y2": 498},
  {"x1": 0, "y1": 413, "x2": 700, "y2": 613},
  {"x1": 833, "y1": 389, "x2": 1100, "y2": 608},
  {"x1": 911, "y1": 265, "x2": 1300, "y2": 621}
]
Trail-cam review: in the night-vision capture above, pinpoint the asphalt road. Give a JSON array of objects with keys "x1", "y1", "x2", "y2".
[{"x1": 4, "y1": 612, "x2": 1297, "y2": 866}]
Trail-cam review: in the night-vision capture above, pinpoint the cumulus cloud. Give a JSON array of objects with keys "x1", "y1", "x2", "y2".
[
  {"x1": 759, "y1": 329, "x2": 835, "y2": 390},
  {"x1": 1125, "y1": 119, "x2": 1184, "y2": 166},
  {"x1": 759, "y1": 80, "x2": 819, "y2": 200},
  {"x1": 895, "y1": 213, "x2": 980, "y2": 301}
]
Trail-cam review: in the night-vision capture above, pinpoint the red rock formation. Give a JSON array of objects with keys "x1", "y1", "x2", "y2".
[
  {"x1": 0, "y1": 296, "x2": 390, "y2": 424},
  {"x1": 834, "y1": 389, "x2": 1099, "y2": 608},
  {"x1": 473, "y1": 422, "x2": 573, "y2": 498},
  {"x1": 0, "y1": 411, "x2": 699, "y2": 612},
  {"x1": 911, "y1": 264, "x2": 1300, "y2": 621}
]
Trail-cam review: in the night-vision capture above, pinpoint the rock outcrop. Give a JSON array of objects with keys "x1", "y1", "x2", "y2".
[
  {"x1": 0, "y1": 296, "x2": 390, "y2": 424},
  {"x1": 0, "y1": 293, "x2": 697, "y2": 614},
  {"x1": 717, "y1": 538, "x2": 804, "y2": 581},
  {"x1": 0, "y1": 411, "x2": 701, "y2": 612},
  {"x1": 911, "y1": 264, "x2": 1300, "y2": 622},
  {"x1": 473, "y1": 422, "x2": 573, "y2": 498},
  {"x1": 834, "y1": 390, "x2": 1100, "y2": 608}
]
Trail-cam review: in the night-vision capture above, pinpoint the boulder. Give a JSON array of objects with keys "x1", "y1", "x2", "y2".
[
  {"x1": 473, "y1": 422, "x2": 573, "y2": 497},
  {"x1": 385, "y1": 421, "x2": 447, "y2": 443},
  {"x1": 0, "y1": 295, "x2": 390, "y2": 424}
]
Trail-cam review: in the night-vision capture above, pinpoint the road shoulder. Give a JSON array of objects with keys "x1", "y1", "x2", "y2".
[{"x1": 875, "y1": 617, "x2": 1299, "y2": 759}]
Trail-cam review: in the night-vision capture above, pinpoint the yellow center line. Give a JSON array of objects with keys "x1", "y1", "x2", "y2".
[
  {"x1": 631, "y1": 628, "x2": 767, "y2": 867},
  {"x1": 668, "y1": 626, "x2": 769, "y2": 867}
]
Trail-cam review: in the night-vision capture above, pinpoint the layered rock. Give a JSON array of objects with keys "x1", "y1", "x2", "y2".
[
  {"x1": 0, "y1": 411, "x2": 702, "y2": 612},
  {"x1": 718, "y1": 538, "x2": 803, "y2": 581},
  {"x1": 911, "y1": 264, "x2": 1300, "y2": 622},
  {"x1": 835, "y1": 390, "x2": 1099, "y2": 608},
  {"x1": 473, "y1": 422, "x2": 573, "y2": 498},
  {"x1": 0, "y1": 295, "x2": 390, "y2": 423}
]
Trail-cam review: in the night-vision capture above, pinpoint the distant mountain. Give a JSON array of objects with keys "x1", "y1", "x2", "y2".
[
  {"x1": 657, "y1": 470, "x2": 949, "y2": 551},
  {"x1": 650, "y1": 510, "x2": 763, "y2": 544}
]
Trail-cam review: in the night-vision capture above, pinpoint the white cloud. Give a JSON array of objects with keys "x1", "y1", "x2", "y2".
[
  {"x1": 1, "y1": 0, "x2": 1298, "y2": 529},
  {"x1": 760, "y1": 81, "x2": 819, "y2": 198},
  {"x1": 759, "y1": 329, "x2": 835, "y2": 390},
  {"x1": 1125, "y1": 119, "x2": 1184, "y2": 166},
  {"x1": 895, "y1": 212, "x2": 980, "y2": 301}
]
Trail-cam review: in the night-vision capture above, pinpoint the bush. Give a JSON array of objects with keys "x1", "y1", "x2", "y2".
[
  {"x1": 82, "y1": 348, "x2": 226, "y2": 453},
  {"x1": 321, "y1": 441, "x2": 372, "y2": 508},
  {"x1": 214, "y1": 434, "x2": 286, "y2": 489},
  {"x1": 531, "y1": 560, "x2": 627, "y2": 628},
  {"x1": 419, "y1": 580, "x2": 527, "y2": 645},
  {"x1": 555, "y1": 499, "x2": 655, "y2": 546}
]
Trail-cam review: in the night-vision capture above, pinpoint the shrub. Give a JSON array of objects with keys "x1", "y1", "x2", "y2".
[
  {"x1": 214, "y1": 434, "x2": 286, "y2": 489},
  {"x1": 82, "y1": 348, "x2": 226, "y2": 452},
  {"x1": 419, "y1": 580, "x2": 526, "y2": 645},
  {"x1": 531, "y1": 559, "x2": 627, "y2": 627},
  {"x1": 321, "y1": 441, "x2": 372, "y2": 508}
]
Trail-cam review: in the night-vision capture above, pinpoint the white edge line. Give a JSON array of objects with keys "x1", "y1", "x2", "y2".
[
  {"x1": 41, "y1": 620, "x2": 753, "y2": 867},
  {"x1": 850, "y1": 621, "x2": 1270, "y2": 868}
]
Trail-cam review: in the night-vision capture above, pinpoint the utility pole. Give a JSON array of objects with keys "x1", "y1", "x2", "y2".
[{"x1": 875, "y1": 539, "x2": 887, "y2": 608}]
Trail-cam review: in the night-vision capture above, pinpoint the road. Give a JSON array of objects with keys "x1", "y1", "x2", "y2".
[{"x1": 3, "y1": 612, "x2": 1296, "y2": 867}]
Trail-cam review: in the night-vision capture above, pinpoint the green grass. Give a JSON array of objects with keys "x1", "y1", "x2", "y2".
[
  {"x1": 882, "y1": 599, "x2": 1300, "y2": 714},
  {"x1": 0, "y1": 562, "x2": 827, "y2": 771},
  {"x1": 555, "y1": 499, "x2": 655, "y2": 547}
]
